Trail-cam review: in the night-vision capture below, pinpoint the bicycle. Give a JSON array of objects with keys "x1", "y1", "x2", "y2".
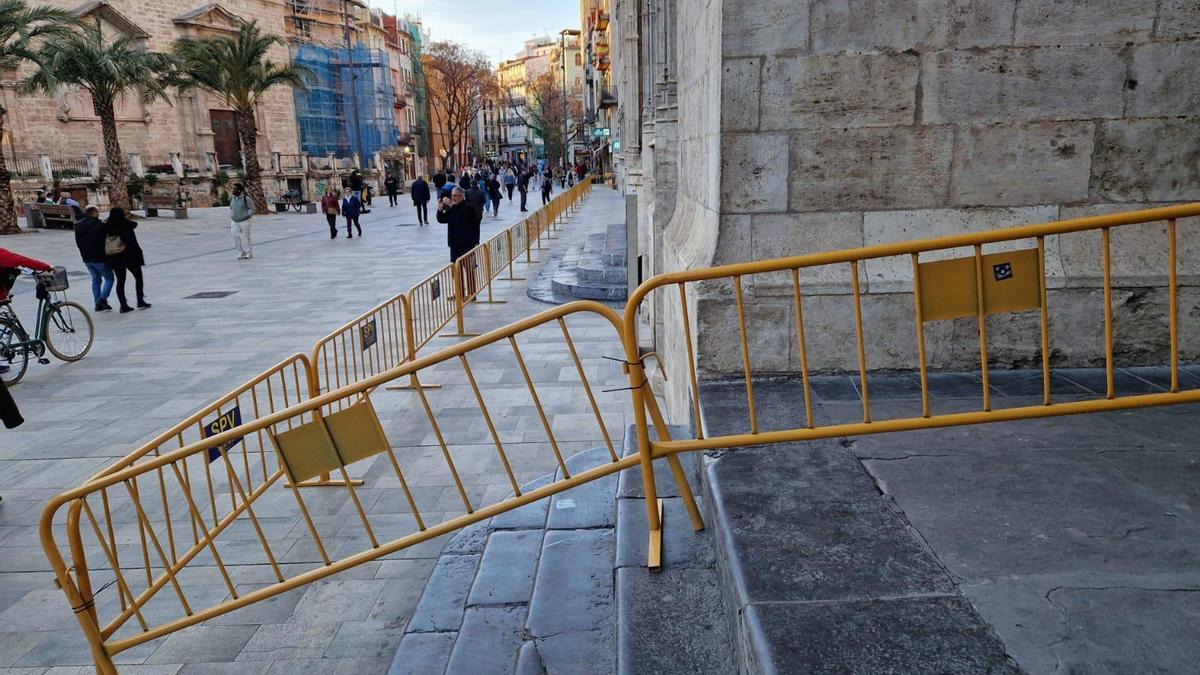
[{"x1": 0, "y1": 267, "x2": 95, "y2": 385}]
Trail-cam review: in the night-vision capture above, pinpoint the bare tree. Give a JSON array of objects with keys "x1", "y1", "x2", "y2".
[
  {"x1": 422, "y1": 41, "x2": 494, "y2": 170},
  {"x1": 502, "y1": 71, "x2": 582, "y2": 168}
]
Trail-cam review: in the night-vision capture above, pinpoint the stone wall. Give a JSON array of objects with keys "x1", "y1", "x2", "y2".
[
  {"x1": 1, "y1": 0, "x2": 299, "y2": 161},
  {"x1": 630, "y1": 0, "x2": 1200, "y2": 421}
]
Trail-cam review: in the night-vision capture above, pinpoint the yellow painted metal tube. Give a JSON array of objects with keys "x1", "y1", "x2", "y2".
[{"x1": 1168, "y1": 219, "x2": 1179, "y2": 393}]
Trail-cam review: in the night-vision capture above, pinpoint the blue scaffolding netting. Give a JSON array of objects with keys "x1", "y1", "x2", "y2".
[{"x1": 293, "y1": 43, "x2": 398, "y2": 160}]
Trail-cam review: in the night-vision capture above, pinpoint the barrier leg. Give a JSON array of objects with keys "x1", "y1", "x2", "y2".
[
  {"x1": 441, "y1": 257, "x2": 481, "y2": 338},
  {"x1": 629, "y1": 365, "x2": 664, "y2": 571},
  {"x1": 503, "y1": 231, "x2": 525, "y2": 281}
]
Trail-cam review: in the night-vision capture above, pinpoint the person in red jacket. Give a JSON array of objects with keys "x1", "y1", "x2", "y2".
[
  {"x1": 0, "y1": 247, "x2": 53, "y2": 303},
  {"x1": 0, "y1": 247, "x2": 53, "y2": 378}
]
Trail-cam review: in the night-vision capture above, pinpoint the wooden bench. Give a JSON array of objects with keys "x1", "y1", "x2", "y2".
[
  {"x1": 36, "y1": 204, "x2": 79, "y2": 229},
  {"x1": 142, "y1": 195, "x2": 188, "y2": 219}
]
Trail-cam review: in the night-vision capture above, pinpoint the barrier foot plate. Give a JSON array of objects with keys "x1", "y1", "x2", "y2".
[
  {"x1": 504, "y1": 276, "x2": 527, "y2": 281},
  {"x1": 288, "y1": 477, "x2": 365, "y2": 488},
  {"x1": 647, "y1": 498, "x2": 664, "y2": 572},
  {"x1": 385, "y1": 382, "x2": 443, "y2": 391},
  {"x1": 474, "y1": 300, "x2": 508, "y2": 304},
  {"x1": 440, "y1": 331, "x2": 482, "y2": 338}
]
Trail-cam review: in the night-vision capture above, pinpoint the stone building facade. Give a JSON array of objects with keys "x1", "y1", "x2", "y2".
[
  {"x1": 1, "y1": 0, "x2": 299, "y2": 165},
  {"x1": 612, "y1": 0, "x2": 1200, "y2": 424}
]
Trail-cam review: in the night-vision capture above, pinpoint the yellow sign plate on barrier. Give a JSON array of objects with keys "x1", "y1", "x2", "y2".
[
  {"x1": 324, "y1": 397, "x2": 389, "y2": 466},
  {"x1": 271, "y1": 420, "x2": 342, "y2": 484},
  {"x1": 919, "y1": 248, "x2": 1042, "y2": 321}
]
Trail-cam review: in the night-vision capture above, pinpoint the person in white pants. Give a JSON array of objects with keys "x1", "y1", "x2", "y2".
[{"x1": 229, "y1": 184, "x2": 254, "y2": 259}]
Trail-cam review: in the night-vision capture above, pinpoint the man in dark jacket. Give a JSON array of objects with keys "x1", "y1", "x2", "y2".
[
  {"x1": 517, "y1": 169, "x2": 531, "y2": 212},
  {"x1": 410, "y1": 175, "x2": 431, "y2": 225},
  {"x1": 74, "y1": 205, "x2": 113, "y2": 311},
  {"x1": 341, "y1": 188, "x2": 363, "y2": 238},
  {"x1": 464, "y1": 180, "x2": 486, "y2": 224},
  {"x1": 384, "y1": 174, "x2": 400, "y2": 207},
  {"x1": 436, "y1": 187, "x2": 481, "y2": 296}
]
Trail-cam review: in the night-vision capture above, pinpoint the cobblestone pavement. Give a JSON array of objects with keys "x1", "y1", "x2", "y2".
[{"x1": 0, "y1": 188, "x2": 631, "y2": 673}]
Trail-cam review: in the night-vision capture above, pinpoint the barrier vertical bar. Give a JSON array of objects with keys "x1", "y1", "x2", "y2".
[
  {"x1": 1168, "y1": 219, "x2": 1179, "y2": 393},
  {"x1": 850, "y1": 261, "x2": 871, "y2": 423},
  {"x1": 973, "y1": 245, "x2": 992, "y2": 412},
  {"x1": 1038, "y1": 237, "x2": 1051, "y2": 406},
  {"x1": 1102, "y1": 228, "x2": 1114, "y2": 399},
  {"x1": 910, "y1": 254, "x2": 931, "y2": 418}
]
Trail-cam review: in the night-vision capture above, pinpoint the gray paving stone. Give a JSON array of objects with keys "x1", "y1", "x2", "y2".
[
  {"x1": 534, "y1": 629, "x2": 613, "y2": 675},
  {"x1": 467, "y1": 530, "x2": 543, "y2": 606},
  {"x1": 705, "y1": 443, "x2": 956, "y2": 603},
  {"x1": 743, "y1": 596, "x2": 1017, "y2": 673},
  {"x1": 145, "y1": 625, "x2": 258, "y2": 664},
  {"x1": 323, "y1": 620, "x2": 406, "y2": 660},
  {"x1": 387, "y1": 632, "x2": 456, "y2": 675},
  {"x1": 444, "y1": 606, "x2": 525, "y2": 674},
  {"x1": 490, "y1": 474, "x2": 552, "y2": 530},
  {"x1": 526, "y1": 529, "x2": 615, "y2": 636},
  {"x1": 405, "y1": 555, "x2": 481, "y2": 633},
  {"x1": 441, "y1": 519, "x2": 490, "y2": 555},
  {"x1": 547, "y1": 447, "x2": 619, "y2": 529},
  {"x1": 617, "y1": 567, "x2": 733, "y2": 675},
  {"x1": 514, "y1": 641, "x2": 546, "y2": 675}
]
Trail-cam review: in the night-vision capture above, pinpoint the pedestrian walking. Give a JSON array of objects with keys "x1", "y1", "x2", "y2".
[
  {"x1": 341, "y1": 188, "x2": 363, "y2": 238},
  {"x1": 320, "y1": 188, "x2": 340, "y2": 238},
  {"x1": 411, "y1": 175, "x2": 430, "y2": 225},
  {"x1": 503, "y1": 167, "x2": 516, "y2": 200},
  {"x1": 464, "y1": 179, "x2": 485, "y2": 225},
  {"x1": 105, "y1": 208, "x2": 150, "y2": 313},
  {"x1": 0, "y1": 247, "x2": 52, "y2": 382},
  {"x1": 0, "y1": 376, "x2": 22, "y2": 427},
  {"x1": 74, "y1": 205, "x2": 114, "y2": 310},
  {"x1": 385, "y1": 174, "x2": 399, "y2": 207},
  {"x1": 518, "y1": 169, "x2": 530, "y2": 212},
  {"x1": 229, "y1": 184, "x2": 254, "y2": 259},
  {"x1": 486, "y1": 174, "x2": 502, "y2": 217},
  {"x1": 541, "y1": 170, "x2": 553, "y2": 205}
]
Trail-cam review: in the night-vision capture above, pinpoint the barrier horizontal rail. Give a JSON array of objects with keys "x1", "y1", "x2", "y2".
[
  {"x1": 624, "y1": 202, "x2": 1200, "y2": 459},
  {"x1": 311, "y1": 292, "x2": 410, "y2": 399},
  {"x1": 39, "y1": 299, "x2": 674, "y2": 673}
]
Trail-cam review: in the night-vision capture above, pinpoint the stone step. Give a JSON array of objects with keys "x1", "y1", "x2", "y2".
[
  {"x1": 388, "y1": 445, "x2": 622, "y2": 675},
  {"x1": 613, "y1": 425, "x2": 736, "y2": 675}
]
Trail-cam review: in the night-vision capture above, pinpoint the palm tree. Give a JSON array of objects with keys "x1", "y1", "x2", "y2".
[
  {"x1": 174, "y1": 22, "x2": 310, "y2": 214},
  {"x1": 21, "y1": 20, "x2": 174, "y2": 211},
  {"x1": 0, "y1": 0, "x2": 75, "y2": 234}
]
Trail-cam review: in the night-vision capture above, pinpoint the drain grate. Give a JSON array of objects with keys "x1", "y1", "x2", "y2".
[{"x1": 184, "y1": 291, "x2": 237, "y2": 299}]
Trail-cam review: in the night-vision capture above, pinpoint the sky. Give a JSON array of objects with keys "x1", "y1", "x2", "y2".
[{"x1": 368, "y1": 0, "x2": 581, "y2": 65}]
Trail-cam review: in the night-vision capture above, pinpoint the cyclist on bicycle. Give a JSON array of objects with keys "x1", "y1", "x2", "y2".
[{"x1": 0, "y1": 248, "x2": 53, "y2": 375}]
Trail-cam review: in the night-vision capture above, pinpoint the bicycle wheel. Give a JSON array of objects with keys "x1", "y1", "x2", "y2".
[
  {"x1": 0, "y1": 317, "x2": 29, "y2": 385},
  {"x1": 43, "y1": 301, "x2": 94, "y2": 362}
]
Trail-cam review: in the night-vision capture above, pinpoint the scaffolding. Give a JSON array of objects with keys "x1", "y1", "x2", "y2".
[{"x1": 293, "y1": 43, "x2": 398, "y2": 160}]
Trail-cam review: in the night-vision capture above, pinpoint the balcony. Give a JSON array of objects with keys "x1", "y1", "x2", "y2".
[
  {"x1": 397, "y1": 132, "x2": 413, "y2": 146},
  {"x1": 393, "y1": 95, "x2": 407, "y2": 109},
  {"x1": 599, "y1": 88, "x2": 618, "y2": 109},
  {"x1": 596, "y1": 55, "x2": 610, "y2": 71}
]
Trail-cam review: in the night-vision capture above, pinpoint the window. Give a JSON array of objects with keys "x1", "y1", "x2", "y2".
[{"x1": 575, "y1": 52, "x2": 582, "y2": 66}]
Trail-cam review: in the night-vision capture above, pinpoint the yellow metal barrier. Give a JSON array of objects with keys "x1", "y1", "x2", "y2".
[
  {"x1": 623, "y1": 203, "x2": 1200, "y2": 464},
  {"x1": 40, "y1": 301, "x2": 685, "y2": 674},
  {"x1": 311, "y1": 293, "x2": 411, "y2": 397},
  {"x1": 406, "y1": 263, "x2": 458, "y2": 350}
]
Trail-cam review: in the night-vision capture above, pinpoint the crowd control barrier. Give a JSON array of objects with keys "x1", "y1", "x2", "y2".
[{"x1": 48, "y1": 190, "x2": 1200, "y2": 674}]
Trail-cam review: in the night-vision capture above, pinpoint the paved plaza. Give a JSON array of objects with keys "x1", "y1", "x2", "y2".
[{"x1": 0, "y1": 188, "x2": 632, "y2": 673}]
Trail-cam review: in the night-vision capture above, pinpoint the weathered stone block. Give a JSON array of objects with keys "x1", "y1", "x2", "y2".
[
  {"x1": 1091, "y1": 119, "x2": 1200, "y2": 202},
  {"x1": 721, "y1": 58, "x2": 761, "y2": 133},
  {"x1": 722, "y1": 0, "x2": 809, "y2": 57},
  {"x1": 921, "y1": 47, "x2": 1126, "y2": 124},
  {"x1": 713, "y1": 215, "x2": 752, "y2": 266},
  {"x1": 759, "y1": 53, "x2": 918, "y2": 130},
  {"x1": 1157, "y1": 0, "x2": 1200, "y2": 38},
  {"x1": 789, "y1": 126, "x2": 954, "y2": 211},
  {"x1": 862, "y1": 206, "x2": 1064, "y2": 293},
  {"x1": 719, "y1": 133, "x2": 789, "y2": 213},
  {"x1": 1057, "y1": 203, "x2": 1200, "y2": 284},
  {"x1": 1014, "y1": 0, "x2": 1156, "y2": 45},
  {"x1": 749, "y1": 212, "x2": 866, "y2": 294},
  {"x1": 950, "y1": 122, "x2": 1095, "y2": 206},
  {"x1": 1129, "y1": 41, "x2": 1200, "y2": 118},
  {"x1": 696, "y1": 296, "x2": 792, "y2": 375},
  {"x1": 811, "y1": 0, "x2": 1014, "y2": 52}
]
